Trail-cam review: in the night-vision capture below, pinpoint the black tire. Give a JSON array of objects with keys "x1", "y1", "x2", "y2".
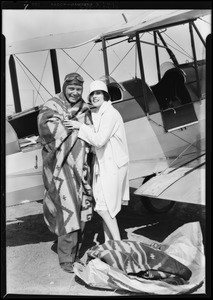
[
  {"x1": 141, "y1": 174, "x2": 176, "y2": 213},
  {"x1": 141, "y1": 197, "x2": 175, "y2": 214}
]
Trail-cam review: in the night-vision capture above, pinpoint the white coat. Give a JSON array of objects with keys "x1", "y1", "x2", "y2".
[{"x1": 78, "y1": 101, "x2": 129, "y2": 218}]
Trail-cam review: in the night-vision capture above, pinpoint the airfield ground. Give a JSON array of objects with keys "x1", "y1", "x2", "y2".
[{"x1": 3, "y1": 192, "x2": 208, "y2": 297}]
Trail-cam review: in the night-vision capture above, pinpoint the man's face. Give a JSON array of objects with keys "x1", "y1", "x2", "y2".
[{"x1": 65, "y1": 84, "x2": 83, "y2": 103}]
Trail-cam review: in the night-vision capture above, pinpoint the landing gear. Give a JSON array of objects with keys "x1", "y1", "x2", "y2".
[
  {"x1": 141, "y1": 197, "x2": 175, "y2": 213},
  {"x1": 140, "y1": 174, "x2": 176, "y2": 213}
]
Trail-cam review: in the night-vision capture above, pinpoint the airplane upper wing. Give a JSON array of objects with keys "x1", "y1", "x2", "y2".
[
  {"x1": 6, "y1": 9, "x2": 211, "y2": 55},
  {"x1": 6, "y1": 27, "x2": 107, "y2": 55},
  {"x1": 124, "y1": 9, "x2": 211, "y2": 35},
  {"x1": 96, "y1": 9, "x2": 211, "y2": 40}
]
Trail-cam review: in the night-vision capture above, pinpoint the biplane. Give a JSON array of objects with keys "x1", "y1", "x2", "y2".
[{"x1": 5, "y1": 9, "x2": 211, "y2": 213}]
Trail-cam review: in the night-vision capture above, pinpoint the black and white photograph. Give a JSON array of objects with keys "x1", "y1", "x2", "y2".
[{"x1": 2, "y1": 1, "x2": 212, "y2": 297}]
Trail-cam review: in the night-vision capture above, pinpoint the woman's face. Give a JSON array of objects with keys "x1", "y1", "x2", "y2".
[{"x1": 90, "y1": 90, "x2": 105, "y2": 108}]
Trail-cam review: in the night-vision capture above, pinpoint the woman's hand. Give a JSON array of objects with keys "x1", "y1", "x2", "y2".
[{"x1": 63, "y1": 120, "x2": 82, "y2": 129}]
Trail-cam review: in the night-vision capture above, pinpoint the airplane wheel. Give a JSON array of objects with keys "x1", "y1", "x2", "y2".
[
  {"x1": 141, "y1": 197, "x2": 175, "y2": 213},
  {"x1": 140, "y1": 174, "x2": 176, "y2": 213}
]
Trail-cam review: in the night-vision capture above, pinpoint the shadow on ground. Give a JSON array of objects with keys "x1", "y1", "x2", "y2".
[
  {"x1": 118, "y1": 196, "x2": 206, "y2": 251},
  {"x1": 6, "y1": 194, "x2": 206, "y2": 256},
  {"x1": 6, "y1": 213, "x2": 56, "y2": 247}
]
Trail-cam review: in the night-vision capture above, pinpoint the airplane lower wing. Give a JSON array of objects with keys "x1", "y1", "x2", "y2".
[
  {"x1": 6, "y1": 171, "x2": 44, "y2": 207},
  {"x1": 134, "y1": 155, "x2": 205, "y2": 206},
  {"x1": 6, "y1": 147, "x2": 44, "y2": 207}
]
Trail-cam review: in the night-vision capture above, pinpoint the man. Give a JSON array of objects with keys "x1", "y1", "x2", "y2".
[{"x1": 37, "y1": 73, "x2": 93, "y2": 273}]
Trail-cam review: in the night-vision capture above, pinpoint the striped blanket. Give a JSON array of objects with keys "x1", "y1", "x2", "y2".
[
  {"x1": 74, "y1": 223, "x2": 204, "y2": 294},
  {"x1": 37, "y1": 93, "x2": 93, "y2": 236},
  {"x1": 85, "y1": 240, "x2": 192, "y2": 285}
]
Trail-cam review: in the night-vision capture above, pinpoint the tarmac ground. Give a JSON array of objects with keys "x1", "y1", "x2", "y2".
[{"x1": 3, "y1": 191, "x2": 208, "y2": 297}]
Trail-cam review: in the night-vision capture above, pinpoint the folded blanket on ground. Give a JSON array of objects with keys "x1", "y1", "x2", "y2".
[{"x1": 85, "y1": 240, "x2": 191, "y2": 285}]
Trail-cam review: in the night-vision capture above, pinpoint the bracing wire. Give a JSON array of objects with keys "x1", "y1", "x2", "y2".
[
  {"x1": 107, "y1": 40, "x2": 135, "y2": 78},
  {"x1": 76, "y1": 43, "x2": 97, "y2": 73},
  {"x1": 147, "y1": 31, "x2": 193, "y2": 60},
  {"x1": 162, "y1": 145, "x2": 205, "y2": 173},
  {"x1": 108, "y1": 33, "x2": 146, "y2": 77},
  {"x1": 198, "y1": 16, "x2": 211, "y2": 25},
  {"x1": 34, "y1": 51, "x2": 50, "y2": 105},
  {"x1": 62, "y1": 49, "x2": 94, "y2": 80},
  {"x1": 109, "y1": 42, "x2": 136, "y2": 76},
  {"x1": 149, "y1": 117, "x2": 204, "y2": 152},
  {"x1": 163, "y1": 31, "x2": 193, "y2": 59},
  {"x1": 14, "y1": 55, "x2": 53, "y2": 99},
  {"x1": 148, "y1": 116, "x2": 205, "y2": 171},
  {"x1": 14, "y1": 56, "x2": 47, "y2": 103}
]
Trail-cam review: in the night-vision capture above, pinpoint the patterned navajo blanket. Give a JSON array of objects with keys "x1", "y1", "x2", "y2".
[
  {"x1": 37, "y1": 93, "x2": 93, "y2": 236},
  {"x1": 85, "y1": 240, "x2": 192, "y2": 285}
]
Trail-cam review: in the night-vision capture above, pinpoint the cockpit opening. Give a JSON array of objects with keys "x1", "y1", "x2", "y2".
[
  {"x1": 151, "y1": 66, "x2": 192, "y2": 111},
  {"x1": 108, "y1": 84, "x2": 122, "y2": 101},
  {"x1": 99, "y1": 75, "x2": 123, "y2": 102}
]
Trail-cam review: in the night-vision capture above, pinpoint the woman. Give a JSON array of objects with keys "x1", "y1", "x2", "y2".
[{"x1": 63, "y1": 80, "x2": 130, "y2": 241}]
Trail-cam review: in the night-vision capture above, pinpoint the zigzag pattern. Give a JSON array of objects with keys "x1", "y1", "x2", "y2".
[
  {"x1": 86, "y1": 240, "x2": 192, "y2": 285},
  {"x1": 38, "y1": 93, "x2": 93, "y2": 236}
]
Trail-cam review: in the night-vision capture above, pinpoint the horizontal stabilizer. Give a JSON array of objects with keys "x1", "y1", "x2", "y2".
[
  {"x1": 135, "y1": 168, "x2": 188, "y2": 197},
  {"x1": 135, "y1": 155, "x2": 205, "y2": 198}
]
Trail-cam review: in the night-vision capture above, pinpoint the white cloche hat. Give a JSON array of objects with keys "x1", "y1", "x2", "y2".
[{"x1": 88, "y1": 80, "x2": 110, "y2": 101}]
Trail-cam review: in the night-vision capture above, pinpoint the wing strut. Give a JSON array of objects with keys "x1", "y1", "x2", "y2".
[
  {"x1": 136, "y1": 33, "x2": 149, "y2": 116},
  {"x1": 102, "y1": 38, "x2": 110, "y2": 84},
  {"x1": 192, "y1": 22, "x2": 206, "y2": 47},
  {"x1": 156, "y1": 31, "x2": 179, "y2": 66},
  {"x1": 189, "y1": 22, "x2": 202, "y2": 100},
  {"x1": 50, "y1": 49, "x2": 61, "y2": 94},
  {"x1": 153, "y1": 31, "x2": 161, "y2": 81},
  {"x1": 9, "y1": 55, "x2": 21, "y2": 113}
]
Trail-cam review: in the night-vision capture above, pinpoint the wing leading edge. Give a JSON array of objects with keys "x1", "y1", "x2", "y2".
[{"x1": 6, "y1": 27, "x2": 107, "y2": 55}]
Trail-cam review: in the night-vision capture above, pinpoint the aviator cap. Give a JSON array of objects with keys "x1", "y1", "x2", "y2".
[
  {"x1": 64, "y1": 72, "x2": 84, "y2": 86},
  {"x1": 63, "y1": 72, "x2": 84, "y2": 97}
]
